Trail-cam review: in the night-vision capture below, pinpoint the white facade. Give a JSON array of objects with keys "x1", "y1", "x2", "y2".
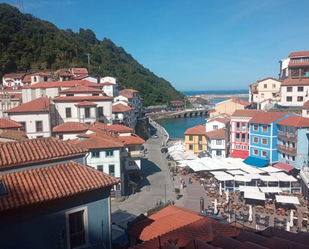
[
  {"x1": 100, "y1": 77, "x2": 119, "y2": 97},
  {"x1": 249, "y1": 78, "x2": 281, "y2": 105},
  {"x1": 31, "y1": 74, "x2": 53, "y2": 85},
  {"x1": 76, "y1": 76, "x2": 98, "y2": 83},
  {"x1": 206, "y1": 120, "x2": 226, "y2": 132},
  {"x1": 206, "y1": 136, "x2": 227, "y2": 158},
  {"x1": 279, "y1": 57, "x2": 290, "y2": 80},
  {"x1": 279, "y1": 85, "x2": 309, "y2": 107},
  {"x1": 2, "y1": 74, "x2": 25, "y2": 86},
  {"x1": 22, "y1": 87, "x2": 59, "y2": 103}
]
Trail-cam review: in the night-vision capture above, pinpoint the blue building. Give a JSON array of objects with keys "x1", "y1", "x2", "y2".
[
  {"x1": 244, "y1": 112, "x2": 292, "y2": 167},
  {"x1": 276, "y1": 116, "x2": 309, "y2": 171},
  {"x1": 0, "y1": 161, "x2": 119, "y2": 249}
]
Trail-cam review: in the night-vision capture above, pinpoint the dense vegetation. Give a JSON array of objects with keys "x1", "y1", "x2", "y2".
[{"x1": 0, "y1": 3, "x2": 185, "y2": 106}]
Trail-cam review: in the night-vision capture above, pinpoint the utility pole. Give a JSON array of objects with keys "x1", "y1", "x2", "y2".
[{"x1": 86, "y1": 53, "x2": 91, "y2": 65}]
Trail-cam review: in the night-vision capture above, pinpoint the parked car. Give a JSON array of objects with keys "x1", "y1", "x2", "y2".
[
  {"x1": 161, "y1": 147, "x2": 168, "y2": 153},
  {"x1": 153, "y1": 134, "x2": 159, "y2": 139}
]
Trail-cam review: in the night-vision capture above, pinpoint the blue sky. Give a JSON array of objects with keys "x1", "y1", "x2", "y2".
[{"x1": 2, "y1": 0, "x2": 309, "y2": 91}]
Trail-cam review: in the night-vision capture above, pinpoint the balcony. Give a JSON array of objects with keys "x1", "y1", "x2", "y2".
[
  {"x1": 235, "y1": 138, "x2": 248, "y2": 143},
  {"x1": 277, "y1": 145, "x2": 297, "y2": 155},
  {"x1": 236, "y1": 127, "x2": 248, "y2": 133},
  {"x1": 277, "y1": 131, "x2": 297, "y2": 141},
  {"x1": 129, "y1": 151, "x2": 142, "y2": 158}
]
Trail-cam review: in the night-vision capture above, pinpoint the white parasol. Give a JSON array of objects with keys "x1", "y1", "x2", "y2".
[
  {"x1": 290, "y1": 210, "x2": 294, "y2": 228},
  {"x1": 226, "y1": 189, "x2": 229, "y2": 203},
  {"x1": 219, "y1": 183, "x2": 222, "y2": 197},
  {"x1": 214, "y1": 198, "x2": 218, "y2": 215},
  {"x1": 249, "y1": 205, "x2": 253, "y2": 222},
  {"x1": 286, "y1": 221, "x2": 290, "y2": 232}
]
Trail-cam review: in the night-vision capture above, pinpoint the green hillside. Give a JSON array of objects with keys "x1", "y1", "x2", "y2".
[{"x1": 0, "y1": 3, "x2": 185, "y2": 106}]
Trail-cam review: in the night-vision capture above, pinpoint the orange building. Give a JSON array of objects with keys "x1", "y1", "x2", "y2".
[{"x1": 184, "y1": 124, "x2": 206, "y2": 154}]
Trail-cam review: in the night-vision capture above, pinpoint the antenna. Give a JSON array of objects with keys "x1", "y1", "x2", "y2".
[
  {"x1": 86, "y1": 53, "x2": 91, "y2": 65},
  {"x1": 17, "y1": 0, "x2": 24, "y2": 12}
]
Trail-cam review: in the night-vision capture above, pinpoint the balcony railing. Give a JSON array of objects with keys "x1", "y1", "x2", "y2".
[
  {"x1": 129, "y1": 151, "x2": 142, "y2": 158},
  {"x1": 277, "y1": 145, "x2": 297, "y2": 155},
  {"x1": 235, "y1": 138, "x2": 248, "y2": 143},
  {"x1": 236, "y1": 127, "x2": 248, "y2": 132},
  {"x1": 277, "y1": 131, "x2": 297, "y2": 141}
]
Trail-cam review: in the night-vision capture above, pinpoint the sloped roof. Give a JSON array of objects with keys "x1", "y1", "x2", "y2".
[
  {"x1": 0, "y1": 118, "x2": 22, "y2": 129},
  {"x1": 289, "y1": 51, "x2": 309, "y2": 57},
  {"x1": 52, "y1": 122, "x2": 90, "y2": 133},
  {"x1": 0, "y1": 137, "x2": 88, "y2": 168},
  {"x1": 31, "y1": 72, "x2": 52, "y2": 76},
  {"x1": 232, "y1": 110, "x2": 262, "y2": 118},
  {"x1": 21, "y1": 75, "x2": 31, "y2": 83},
  {"x1": 205, "y1": 128, "x2": 226, "y2": 139},
  {"x1": 118, "y1": 133, "x2": 145, "y2": 145},
  {"x1": 59, "y1": 85, "x2": 102, "y2": 93},
  {"x1": 71, "y1": 68, "x2": 88, "y2": 74},
  {"x1": 53, "y1": 96, "x2": 113, "y2": 101},
  {"x1": 207, "y1": 117, "x2": 230, "y2": 124},
  {"x1": 184, "y1": 125, "x2": 206, "y2": 135},
  {"x1": 303, "y1": 100, "x2": 309, "y2": 109},
  {"x1": 74, "y1": 75, "x2": 97, "y2": 80},
  {"x1": 231, "y1": 98, "x2": 251, "y2": 106},
  {"x1": 5, "y1": 97, "x2": 50, "y2": 113},
  {"x1": 100, "y1": 82, "x2": 114, "y2": 86},
  {"x1": 25, "y1": 80, "x2": 99, "y2": 89},
  {"x1": 288, "y1": 62, "x2": 309, "y2": 67},
  {"x1": 0, "y1": 129, "x2": 28, "y2": 141},
  {"x1": 94, "y1": 123, "x2": 134, "y2": 133},
  {"x1": 256, "y1": 77, "x2": 282, "y2": 83},
  {"x1": 277, "y1": 116, "x2": 309, "y2": 127},
  {"x1": 249, "y1": 112, "x2": 288, "y2": 124},
  {"x1": 112, "y1": 104, "x2": 133, "y2": 112},
  {"x1": 0, "y1": 161, "x2": 119, "y2": 213},
  {"x1": 0, "y1": 93, "x2": 21, "y2": 99},
  {"x1": 74, "y1": 135, "x2": 124, "y2": 149},
  {"x1": 121, "y1": 89, "x2": 138, "y2": 93},
  {"x1": 59, "y1": 69, "x2": 74, "y2": 76},
  {"x1": 75, "y1": 101, "x2": 98, "y2": 106},
  {"x1": 282, "y1": 79, "x2": 309, "y2": 86},
  {"x1": 3, "y1": 73, "x2": 25, "y2": 79}
]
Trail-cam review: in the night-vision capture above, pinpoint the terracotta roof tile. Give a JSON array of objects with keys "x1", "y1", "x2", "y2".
[
  {"x1": 303, "y1": 100, "x2": 309, "y2": 109},
  {"x1": 0, "y1": 129, "x2": 28, "y2": 141},
  {"x1": 94, "y1": 123, "x2": 133, "y2": 133},
  {"x1": 74, "y1": 135, "x2": 124, "y2": 149},
  {"x1": 249, "y1": 112, "x2": 288, "y2": 124},
  {"x1": 75, "y1": 101, "x2": 98, "y2": 106},
  {"x1": 0, "y1": 137, "x2": 88, "y2": 168},
  {"x1": 277, "y1": 116, "x2": 309, "y2": 127},
  {"x1": 0, "y1": 161, "x2": 119, "y2": 213},
  {"x1": 21, "y1": 75, "x2": 31, "y2": 83},
  {"x1": 59, "y1": 69, "x2": 74, "y2": 76},
  {"x1": 231, "y1": 98, "x2": 251, "y2": 106},
  {"x1": 53, "y1": 96, "x2": 113, "y2": 101},
  {"x1": 231, "y1": 110, "x2": 262, "y2": 117},
  {"x1": 121, "y1": 89, "x2": 138, "y2": 93},
  {"x1": 207, "y1": 117, "x2": 230, "y2": 124},
  {"x1": 256, "y1": 77, "x2": 282, "y2": 83},
  {"x1": 289, "y1": 51, "x2": 309, "y2": 57},
  {"x1": 118, "y1": 93, "x2": 132, "y2": 99},
  {"x1": 100, "y1": 82, "x2": 114, "y2": 86},
  {"x1": 5, "y1": 97, "x2": 50, "y2": 113},
  {"x1": 25, "y1": 80, "x2": 99, "y2": 89},
  {"x1": 73, "y1": 75, "x2": 94, "y2": 80},
  {"x1": 112, "y1": 104, "x2": 133, "y2": 112},
  {"x1": 0, "y1": 118, "x2": 22, "y2": 129},
  {"x1": 282, "y1": 79, "x2": 309, "y2": 86},
  {"x1": 205, "y1": 128, "x2": 226, "y2": 139},
  {"x1": 31, "y1": 72, "x2": 52, "y2": 76},
  {"x1": 184, "y1": 125, "x2": 206, "y2": 135},
  {"x1": 59, "y1": 85, "x2": 102, "y2": 93},
  {"x1": 118, "y1": 133, "x2": 145, "y2": 145},
  {"x1": 288, "y1": 62, "x2": 309, "y2": 67},
  {"x1": 53, "y1": 122, "x2": 90, "y2": 133},
  {"x1": 71, "y1": 68, "x2": 88, "y2": 74},
  {"x1": 3, "y1": 73, "x2": 25, "y2": 79}
]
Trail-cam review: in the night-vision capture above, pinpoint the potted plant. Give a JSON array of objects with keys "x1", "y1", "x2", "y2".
[
  {"x1": 175, "y1": 188, "x2": 180, "y2": 199},
  {"x1": 131, "y1": 182, "x2": 137, "y2": 194},
  {"x1": 170, "y1": 167, "x2": 175, "y2": 181}
]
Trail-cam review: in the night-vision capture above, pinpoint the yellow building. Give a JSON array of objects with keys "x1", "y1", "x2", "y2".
[
  {"x1": 184, "y1": 125, "x2": 206, "y2": 154},
  {"x1": 210, "y1": 98, "x2": 251, "y2": 117}
]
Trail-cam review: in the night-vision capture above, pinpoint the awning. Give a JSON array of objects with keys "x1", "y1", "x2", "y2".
[
  {"x1": 239, "y1": 186, "x2": 260, "y2": 192},
  {"x1": 230, "y1": 150, "x2": 249, "y2": 159},
  {"x1": 259, "y1": 187, "x2": 282, "y2": 193},
  {"x1": 244, "y1": 190, "x2": 266, "y2": 200},
  {"x1": 243, "y1": 156, "x2": 269, "y2": 168},
  {"x1": 276, "y1": 195, "x2": 300, "y2": 205},
  {"x1": 274, "y1": 162, "x2": 295, "y2": 173},
  {"x1": 260, "y1": 167, "x2": 283, "y2": 173}
]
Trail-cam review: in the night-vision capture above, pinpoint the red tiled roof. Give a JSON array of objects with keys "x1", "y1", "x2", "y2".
[
  {"x1": 73, "y1": 75, "x2": 92, "y2": 80},
  {"x1": 256, "y1": 77, "x2": 282, "y2": 83},
  {"x1": 231, "y1": 98, "x2": 251, "y2": 106},
  {"x1": 282, "y1": 78, "x2": 309, "y2": 86},
  {"x1": 0, "y1": 130, "x2": 28, "y2": 141},
  {"x1": 21, "y1": 75, "x2": 31, "y2": 83},
  {"x1": 100, "y1": 82, "x2": 114, "y2": 86},
  {"x1": 75, "y1": 101, "x2": 98, "y2": 106},
  {"x1": 59, "y1": 85, "x2": 101, "y2": 93},
  {"x1": 130, "y1": 215, "x2": 239, "y2": 249},
  {"x1": 0, "y1": 118, "x2": 22, "y2": 129},
  {"x1": 112, "y1": 104, "x2": 133, "y2": 112},
  {"x1": 0, "y1": 93, "x2": 22, "y2": 99},
  {"x1": 59, "y1": 69, "x2": 74, "y2": 76},
  {"x1": 274, "y1": 162, "x2": 295, "y2": 173},
  {"x1": 75, "y1": 135, "x2": 124, "y2": 149},
  {"x1": 289, "y1": 51, "x2": 309, "y2": 57},
  {"x1": 53, "y1": 96, "x2": 113, "y2": 101},
  {"x1": 31, "y1": 72, "x2": 52, "y2": 76},
  {"x1": 118, "y1": 93, "x2": 132, "y2": 99},
  {"x1": 0, "y1": 85, "x2": 23, "y2": 91},
  {"x1": 249, "y1": 112, "x2": 288, "y2": 124},
  {"x1": 94, "y1": 123, "x2": 133, "y2": 133},
  {"x1": 25, "y1": 80, "x2": 99, "y2": 89},
  {"x1": 0, "y1": 137, "x2": 88, "y2": 168},
  {"x1": 3, "y1": 73, "x2": 25, "y2": 79},
  {"x1": 184, "y1": 125, "x2": 206, "y2": 135},
  {"x1": 207, "y1": 117, "x2": 230, "y2": 124},
  {"x1": 205, "y1": 128, "x2": 226, "y2": 139},
  {"x1": 122, "y1": 89, "x2": 138, "y2": 93},
  {"x1": 5, "y1": 97, "x2": 50, "y2": 113},
  {"x1": 277, "y1": 116, "x2": 309, "y2": 127},
  {"x1": 231, "y1": 110, "x2": 262, "y2": 118},
  {"x1": 0, "y1": 161, "x2": 119, "y2": 213},
  {"x1": 71, "y1": 68, "x2": 88, "y2": 74},
  {"x1": 118, "y1": 133, "x2": 145, "y2": 145},
  {"x1": 303, "y1": 100, "x2": 309, "y2": 109},
  {"x1": 53, "y1": 122, "x2": 90, "y2": 133},
  {"x1": 288, "y1": 62, "x2": 309, "y2": 67}
]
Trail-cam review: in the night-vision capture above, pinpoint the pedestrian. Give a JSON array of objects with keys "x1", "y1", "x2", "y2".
[
  {"x1": 183, "y1": 180, "x2": 186, "y2": 188},
  {"x1": 180, "y1": 181, "x2": 183, "y2": 189},
  {"x1": 189, "y1": 177, "x2": 192, "y2": 184}
]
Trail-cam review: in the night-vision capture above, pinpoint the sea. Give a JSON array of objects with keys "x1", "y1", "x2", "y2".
[{"x1": 156, "y1": 89, "x2": 248, "y2": 139}]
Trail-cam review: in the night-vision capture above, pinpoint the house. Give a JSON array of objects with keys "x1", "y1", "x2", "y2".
[
  {"x1": 59, "y1": 69, "x2": 74, "y2": 81},
  {"x1": 279, "y1": 78, "x2": 309, "y2": 107},
  {"x1": 30, "y1": 72, "x2": 53, "y2": 84},
  {"x1": 0, "y1": 161, "x2": 119, "y2": 249},
  {"x1": 5, "y1": 97, "x2": 52, "y2": 139},
  {"x1": 184, "y1": 125, "x2": 206, "y2": 154},
  {"x1": 71, "y1": 68, "x2": 88, "y2": 76},
  {"x1": 53, "y1": 122, "x2": 90, "y2": 140},
  {"x1": 99, "y1": 76, "x2": 119, "y2": 97},
  {"x1": 0, "y1": 91, "x2": 22, "y2": 118},
  {"x1": 244, "y1": 112, "x2": 292, "y2": 167},
  {"x1": 170, "y1": 100, "x2": 184, "y2": 110},
  {"x1": 276, "y1": 116, "x2": 309, "y2": 171},
  {"x1": 248, "y1": 77, "x2": 282, "y2": 108},
  {"x1": 74, "y1": 75, "x2": 98, "y2": 83},
  {"x1": 279, "y1": 51, "x2": 309, "y2": 80},
  {"x1": 205, "y1": 128, "x2": 228, "y2": 158},
  {"x1": 0, "y1": 118, "x2": 22, "y2": 130},
  {"x1": 230, "y1": 110, "x2": 261, "y2": 159},
  {"x1": 2, "y1": 73, "x2": 25, "y2": 86},
  {"x1": 112, "y1": 102, "x2": 134, "y2": 128},
  {"x1": 21, "y1": 75, "x2": 31, "y2": 85},
  {"x1": 210, "y1": 98, "x2": 251, "y2": 117},
  {"x1": 206, "y1": 117, "x2": 230, "y2": 132},
  {"x1": 302, "y1": 100, "x2": 309, "y2": 118}
]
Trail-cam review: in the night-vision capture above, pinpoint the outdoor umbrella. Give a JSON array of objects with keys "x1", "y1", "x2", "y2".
[
  {"x1": 249, "y1": 205, "x2": 253, "y2": 222},
  {"x1": 286, "y1": 221, "x2": 290, "y2": 232},
  {"x1": 219, "y1": 182, "x2": 222, "y2": 197},
  {"x1": 214, "y1": 199, "x2": 218, "y2": 215},
  {"x1": 290, "y1": 210, "x2": 294, "y2": 228},
  {"x1": 226, "y1": 189, "x2": 229, "y2": 203}
]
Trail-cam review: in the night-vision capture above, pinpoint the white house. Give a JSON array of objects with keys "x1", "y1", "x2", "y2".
[
  {"x1": 279, "y1": 78, "x2": 309, "y2": 107},
  {"x1": 206, "y1": 117, "x2": 230, "y2": 132},
  {"x1": 2, "y1": 73, "x2": 25, "y2": 86},
  {"x1": 30, "y1": 72, "x2": 53, "y2": 85},
  {"x1": 99, "y1": 76, "x2": 119, "y2": 97},
  {"x1": 59, "y1": 69, "x2": 74, "y2": 81},
  {"x1": 5, "y1": 97, "x2": 51, "y2": 139},
  {"x1": 52, "y1": 122, "x2": 90, "y2": 140},
  {"x1": 302, "y1": 100, "x2": 309, "y2": 118},
  {"x1": 205, "y1": 128, "x2": 228, "y2": 158},
  {"x1": 112, "y1": 102, "x2": 134, "y2": 128},
  {"x1": 74, "y1": 75, "x2": 98, "y2": 83}
]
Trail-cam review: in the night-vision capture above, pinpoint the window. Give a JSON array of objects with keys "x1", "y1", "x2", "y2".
[
  {"x1": 198, "y1": 145, "x2": 202, "y2": 150},
  {"x1": 36, "y1": 121, "x2": 43, "y2": 132},
  {"x1": 291, "y1": 156, "x2": 295, "y2": 162},
  {"x1": 98, "y1": 107, "x2": 104, "y2": 117},
  {"x1": 262, "y1": 126, "x2": 268, "y2": 132},
  {"x1": 261, "y1": 93, "x2": 264, "y2": 98},
  {"x1": 241, "y1": 145, "x2": 246, "y2": 150},
  {"x1": 66, "y1": 207, "x2": 88, "y2": 249},
  {"x1": 297, "y1": 96, "x2": 303, "y2": 102},
  {"x1": 307, "y1": 110, "x2": 309, "y2": 115},
  {"x1": 20, "y1": 122, "x2": 26, "y2": 132},
  {"x1": 34, "y1": 76, "x2": 37, "y2": 82},
  {"x1": 66, "y1": 108, "x2": 71, "y2": 118},
  {"x1": 106, "y1": 150, "x2": 114, "y2": 157},
  {"x1": 282, "y1": 153, "x2": 285, "y2": 159},
  {"x1": 287, "y1": 87, "x2": 292, "y2": 92},
  {"x1": 262, "y1": 151, "x2": 267, "y2": 157},
  {"x1": 216, "y1": 150, "x2": 222, "y2": 156},
  {"x1": 189, "y1": 145, "x2": 193, "y2": 150},
  {"x1": 253, "y1": 125, "x2": 258, "y2": 131},
  {"x1": 264, "y1": 84, "x2": 267, "y2": 88},
  {"x1": 253, "y1": 149, "x2": 258, "y2": 155},
  {"x1": 216, "y1": 139, "x2": 222, "y2": 145},
  {"x1": 253, "y1": 137, "x2": 258, "y2": 143},
  {"x1": 198, "y1": 135, "x2": 202, "y2": 141},
  {"x1": 109, "y1": 165, "x2": 115, "y2": 176},
  {"x1": 298, "y1": 86, "x2": 304, "y2": 92},
  {"x1": 97, "y1": 165, "x2": 103, "y2": 172},
  {"x1": 213, "y1": 125, "x2": 218, "y2": 130},
  {"x1": 272, "y1": 84, "x2": 276, "y2": 89},
  {"x1": 37, "y1": 136, "x2": 43, "y2": 138},
  {"x1": 66, "y1": 94, "x2": 74, "y2": 97},
  {"x1": 189, "y1": 135, "x2": 193, "y2": 141},
  {"x1": 91, "y1": 151, "x2": 100, "y2": 158},
  {"x1": 85, "y1": 107, "x2": 90, "y2": 118},
  {"x1": 236, "y1": 144, "x2": 240, "y2": 150},
  {"x1": 262, "y1": 138, "x2": 267, "y2": 145},
  {"x1": 44, "y1": 76, "x2": 48, "y2": 82}
]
